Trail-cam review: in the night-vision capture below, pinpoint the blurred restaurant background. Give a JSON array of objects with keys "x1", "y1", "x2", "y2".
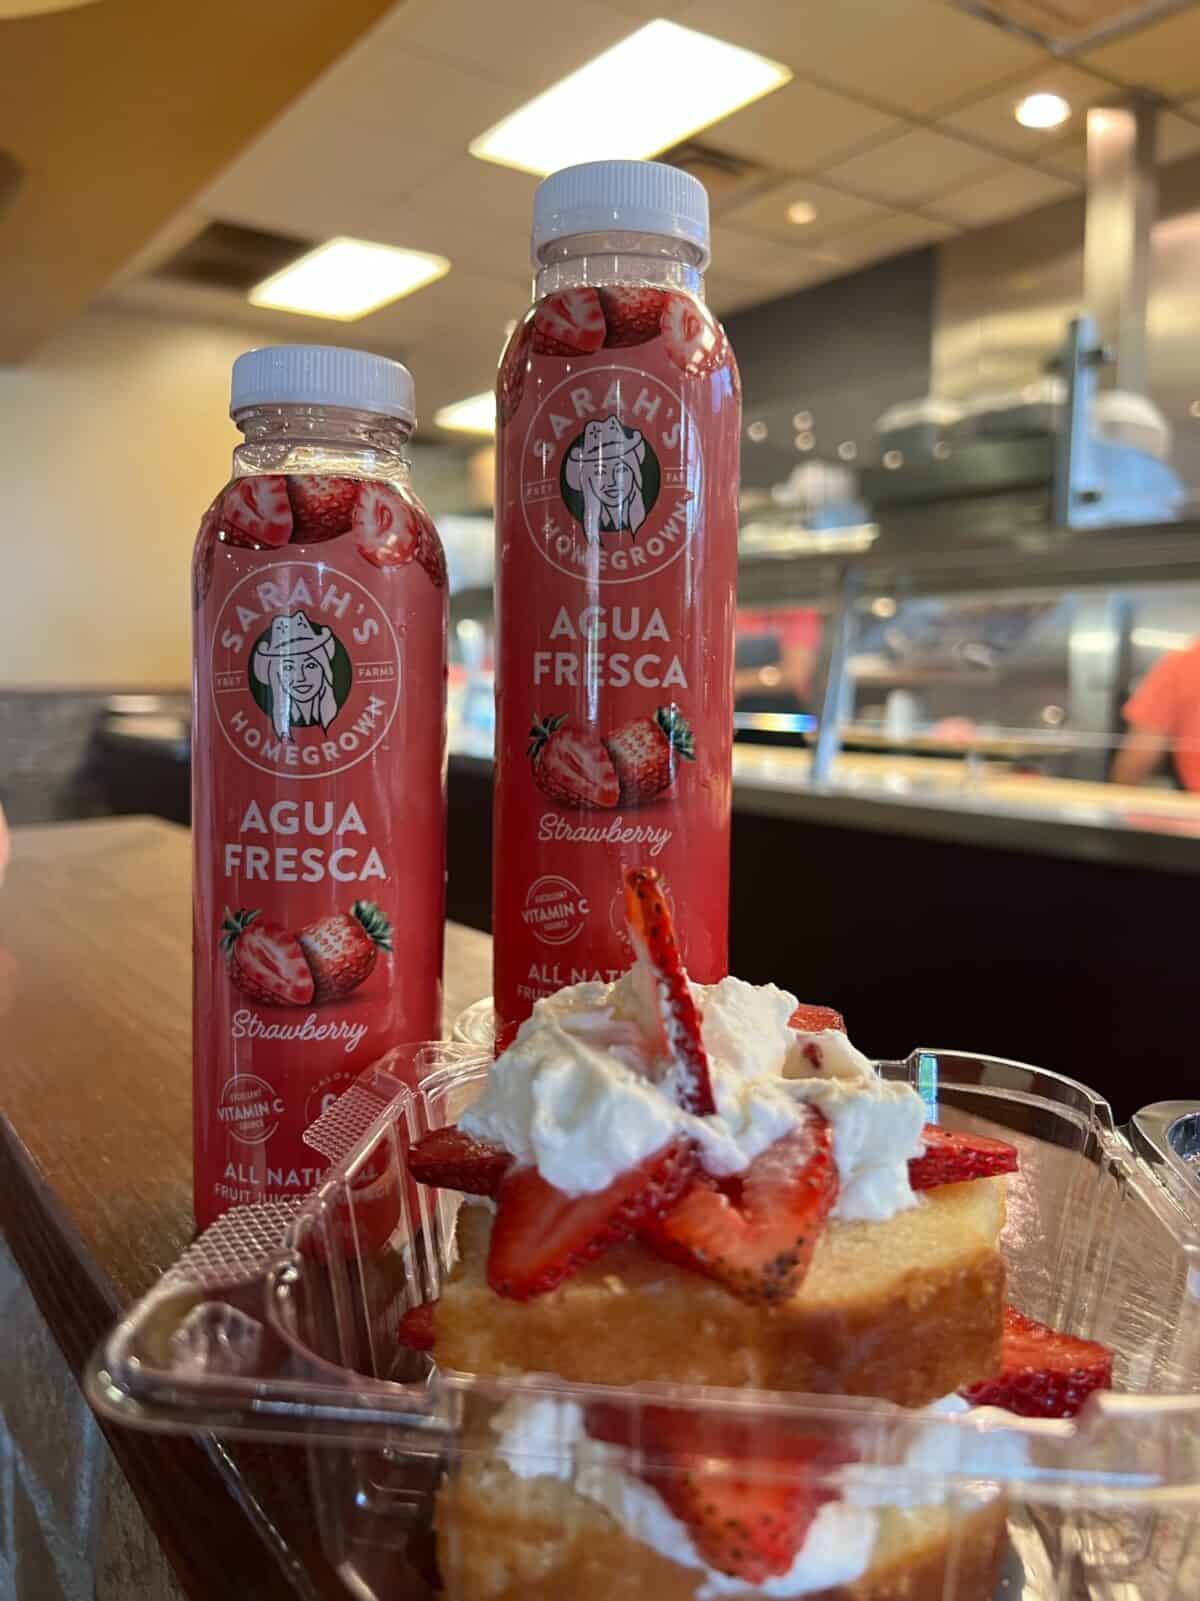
[{"x1": 3, "y1": 0, "x2": 1200, "y2": 1083}]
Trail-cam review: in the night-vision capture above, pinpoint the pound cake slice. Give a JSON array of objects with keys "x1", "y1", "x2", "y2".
[
  {"x1": 437, "y1": 1176, "x2": 1006, "y2": 1404},
  {"x1": 437, "y1": 1448, "x2": 1010, "y2": 1601}
]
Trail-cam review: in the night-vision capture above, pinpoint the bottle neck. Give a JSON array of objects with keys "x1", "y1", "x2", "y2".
[
  {"x1": 231, "y1": 404, "x2": 412, "y2": 480},
  {"x1": 534, "y1": 230, "x2": 705, "y2": 300}
]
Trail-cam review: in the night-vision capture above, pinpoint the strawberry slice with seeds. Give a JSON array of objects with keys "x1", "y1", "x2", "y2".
[
  {"x1": 352, "y1": 482, "x2": 420, "y2": 569},
  {"x1": 660, "y1": 292, "x2": 726, "y2": 377},
  {"x1": 221, "y1": 475, "x2": 292, "y2": 548},
  {"x1": 533, "y1": 287, "x2": 605, "y2": 356},
  {"x1": 287, "y1": 474, "x2": 359, "y2": 542},
  {"x1": 788, "y1": 1002, "x2": 846, "y2": 1033},
  {"x1": 598, "y1": 285, "x2": 667, "y2": 347},
  {"x1": 407, "y1": 1125, "x2": 512, "y2": 1197},
  {"x1": 587, "y1": 1405, "x2": 852, "y2": 1585},
  {"x1": 961, "y1": 1306, "x2": 1112, "y2": 1418},
  {"x1": 643, "y1": 1109, "x2": 837, "y2": 1304},
  {"x1": 623, "y1": 866, "x2": 716, "y2": 1116},
  {"x1": 908, "y1": 1124, "x2": 1018, "y2": 1190},
  {"x1": 396, "y1": 1301, "x2": 437, "y2": 1352},
  {"x1": 487, "y1": 1137, "x2": 696, "y2": 1300}
]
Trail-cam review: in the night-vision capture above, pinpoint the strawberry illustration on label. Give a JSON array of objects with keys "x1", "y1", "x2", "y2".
[
  {"x1": 529, "y1": 713, "x2": 619, "y2": 809},
  {"x1": 352, "y1": 482, "x2": 420, "y2": 569},
  {"x1": 221, "y1": 908, "x2": 314, "y2": 1007},
  {"x1": 661, "y1": 291, "x2": 725, "y2": 377},
  {"x1": 287, "y1": 475, "x2": 360, "y2": 542},
  {"x1": 413, "y1": 503, "x2": 449, "y2": 588},
  {"x1": 598, "y1": 285, "x2": 667, "y2": 347},
  {"x1": 221, "y1": 475, "x2": 293, "y2": 548},
  {"x1": 298, "y1": 900, "x2": 392, "y2": 1003},
  {"x1": 605, "y1": 704, "x2": 695, "y2": 804},
  {"x1": 532, "y1": 287, "x2": 605, "y2": 355},
  {"x1": 192, "y1": 496, "x2": 221, "y2": 609}
]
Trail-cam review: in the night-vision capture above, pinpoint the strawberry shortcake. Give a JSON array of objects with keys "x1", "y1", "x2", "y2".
[{"x1": 403, "y1": 867, "x2": 1111, "y2": 1599}]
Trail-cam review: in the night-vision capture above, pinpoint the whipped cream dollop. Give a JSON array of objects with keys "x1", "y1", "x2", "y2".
[
  {"x1": 489, "y1": 1394, "x2": 1028, "y2": 1599},
  {"x1": 460, "y1": 972, "x2": 925, "y2": 1222}
]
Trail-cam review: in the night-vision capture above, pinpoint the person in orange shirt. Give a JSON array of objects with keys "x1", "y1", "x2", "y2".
[{"x1": 1112, "y1": 641, "x2": 1200, "y2": 790}]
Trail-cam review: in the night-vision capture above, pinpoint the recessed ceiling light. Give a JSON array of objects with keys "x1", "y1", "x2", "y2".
[
  {"x1": 1015, "y1": 92, "x2": 1071, "y2": 131},
  {"x1": 249, "y1": 238, "x2": 450, "y2": 321},
  {"x1": 786, "y1": 200, "x2": 818, "y2": 226},
  {"x1": 470, "y1": 21, "x2": 791, "y2": 176},
  {"x1": 435, "y1": 392, "x2": 497, "y2": 436}
]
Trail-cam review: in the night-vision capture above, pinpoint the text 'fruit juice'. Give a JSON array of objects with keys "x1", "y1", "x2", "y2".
[
  {"x1": 192, "y1": 346, "x2": 446, "y2": 1229},
  {"x1": 493, "y1": 162, "x2": 740, "y2": 1038}
]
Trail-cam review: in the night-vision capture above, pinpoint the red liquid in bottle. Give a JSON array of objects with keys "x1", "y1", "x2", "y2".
[
  {"x1": 493, "y1": 162, "x2": 740, "y2": 1039},
  {"x1": 191, "y1": 347, "x2": 446, "y2": 1229}
]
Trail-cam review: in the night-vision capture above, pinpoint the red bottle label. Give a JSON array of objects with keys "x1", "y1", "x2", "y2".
[
  {"x1": 493, "y1": 286, "x2": 740, "y2": 1035},
  {"x1": 191, "y1": 475, "x2": 447, "y2": 1230}
]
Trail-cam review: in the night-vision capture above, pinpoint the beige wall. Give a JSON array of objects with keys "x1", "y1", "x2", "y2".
[
  {"x1": 0, "y1": 306, "x2": 475, "y2": 688},
  {"x1": 0, "y1": 307, "x2": 245, "y2": 687}
]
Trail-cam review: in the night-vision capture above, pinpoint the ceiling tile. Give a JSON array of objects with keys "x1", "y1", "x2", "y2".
[
  {"x1": 929, "y1": 163, "x2": 1076, "y2": 227},
  {"x1": 719, "y1": 177, "x2": 891, "y2": 243},
  {"x1": 814, "y1": 211, "x2": 958, "y2": 270},
  {"x1": 383, "y1": 0, "x2": 645, "y2": 92},
  {"x1": 698, "y1": 77, "x2": 902, "y2": 171},
  {"x1": 937, "y1": 64, "x2": 1114, "y2": 157},
  {"x1": 337, "y1": 48, "x2": 527, "y2": 147},
  {"x1": 1082, "y1": 8, "x2": 1200, "y2": 98},
  {"x1": 823, "y1": 129, "x2": 1006, "y2": 205},
  {"x1": 1038, "y1": 108, "x2": 1200, "y2": 179},
  {"x1": 710, "y1": 226, "x2": 848, "y2": 281},
  {"x1": 676, "y1": 0, "x2": 1044, "y2": 116}
]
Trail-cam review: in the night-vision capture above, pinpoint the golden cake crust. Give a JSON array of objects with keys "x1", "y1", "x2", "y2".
[
  {"x1": 435, "y1": 1178, "x2": 1006, "y2": 1406},
  {"x1": 435, "y1": 1455, "x2": 1009, "y2": 1601}
]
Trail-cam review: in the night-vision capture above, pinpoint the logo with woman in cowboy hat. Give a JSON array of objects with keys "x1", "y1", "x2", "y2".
[
  {"x1": 561, "y1": 415, "x2": 661, "y2": 542},
  {"x1": 248, "y1": 610, "x2": 352, "y2": 741}
]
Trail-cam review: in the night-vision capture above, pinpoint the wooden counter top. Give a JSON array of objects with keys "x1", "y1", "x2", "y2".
[{"x1": 0, "y1": 816, "x2": 490, "y2": 1600}]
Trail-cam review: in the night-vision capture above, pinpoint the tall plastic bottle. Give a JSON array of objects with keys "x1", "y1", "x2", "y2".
[
  {"x1": 191, "y1": 345, "x2": 446, "y2": 1229},
  {"x1": 493, "y1": 161, "x2": 740, "y2": 1039}
]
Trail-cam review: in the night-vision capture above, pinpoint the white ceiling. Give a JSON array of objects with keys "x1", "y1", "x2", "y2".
[{"x1": 105, "y1": 0, "x2": 1200, "y2": 436}]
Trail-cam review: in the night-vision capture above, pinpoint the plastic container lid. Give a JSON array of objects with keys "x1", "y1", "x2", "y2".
[
  {"x1": 230, "y1": 345, "x2": 415, "y2": 424},
  {"x1": 532, "y1": 160, "x2": 710, "y2": 268}
]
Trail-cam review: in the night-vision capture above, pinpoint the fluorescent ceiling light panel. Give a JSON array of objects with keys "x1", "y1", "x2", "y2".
[
  {"x1": 470, "y1": 21, "x2": 792, "y2": 176},
  {"x1": 249, "y1": 237, "x2": 450, "y2": 321},
  {"x1": 435, "y1": 392, "x2": 496, "y2": 435}
]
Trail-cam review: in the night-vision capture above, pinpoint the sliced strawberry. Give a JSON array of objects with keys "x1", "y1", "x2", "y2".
[
  {"x1": 529, "y1": 714, "x2": 619, "y2": 809},
  {"x1": 498, "y1": 315, "x2": 534, "y2": 425},
  {"x1": 623, "y1": 866, "x2": 716, "y2": 1116},
  {"x1": 533, "y1": 287, "x2": 605, "y2": 356},
  {"x1": 961, "y1": 1305, "x2": 1112, "y2": 1418},
  {"x1": 221, "y1": 475, "x2": 293, "y2": 548},
  {"x1": 644, "y1": 1111, "x2": 837, "y2": 1305},
  {"x1": 407, "y1": 1125, "x2": 512, "y2": 1197},
  {"x1": 908, "y1": 1124, "x2": 1018, "y2": 1191},
  {"x1": 587, "y1": 1405, "x2": 851, "y2": 1585},
  {"x1": 287, "y1": 475, "x2": 359, "y2": 542},
  {"x1": 487, "y1": 1138, "x2": 696, "y2": 1300},
  {"x1": 660, "y1": 292, "x2": 726, "y2": 378},
  {"x1": 788, "y1": 1003, "x2": 846, "y2": 1033},
  {"x1": 397, "y1": 1301, "x2": 437, "y2": 1352},
  {"x1": 352, "y1": 482, "x2": 420, "y2": 569},
  {"x1": 598, "y1": 285, "x2": 667, "y2": 347},
  {"x1": 220, "y1": 908, "x2": 314, "y2": 1007}
]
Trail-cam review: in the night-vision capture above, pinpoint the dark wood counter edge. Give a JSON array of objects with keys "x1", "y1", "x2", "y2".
[
  {"x1": 448, "y1": 751, "x2": 1200, "y2": 878},
  {"x1": 0, "y1": 1113, "x2": 315, "y2": 1599}
]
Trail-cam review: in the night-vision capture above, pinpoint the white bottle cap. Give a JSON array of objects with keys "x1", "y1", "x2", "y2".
[
  {"x1": 531, "y1": 160, "x2": 710, "y2": 270},
  {"x1": 230, "y1": 345, "x2": 416, "y2": 425}
]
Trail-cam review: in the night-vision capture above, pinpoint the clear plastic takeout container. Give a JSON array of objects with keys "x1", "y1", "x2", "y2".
[{"x1": 87, "y1": 1044, "x2": 1200, "y2": 1601}]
